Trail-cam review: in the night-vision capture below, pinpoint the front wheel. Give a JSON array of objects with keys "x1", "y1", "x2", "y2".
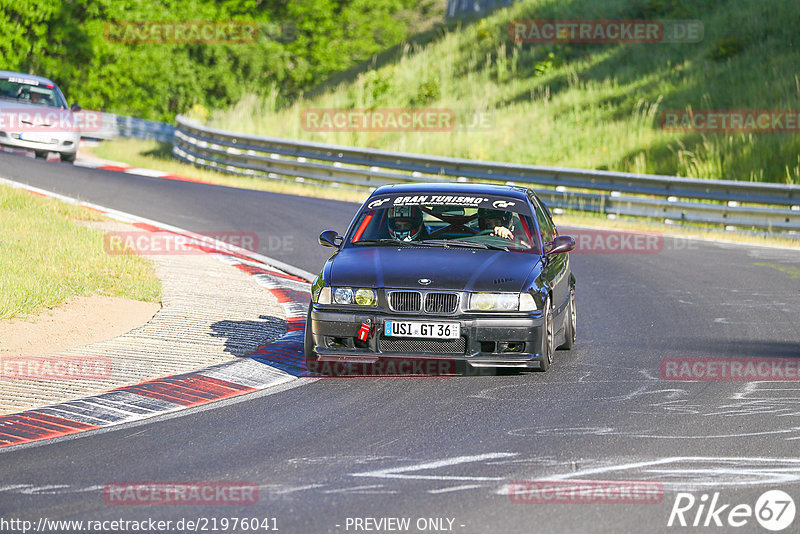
[
  {"x1": 557, "y1": 287, "x2": 576, "y2": 350},
  {"x1": 537, "y1": 297, "x2": 554, "y2": 371},
  {"x1": 60, "y1": 152, "x2": 76, "y2": 163}
]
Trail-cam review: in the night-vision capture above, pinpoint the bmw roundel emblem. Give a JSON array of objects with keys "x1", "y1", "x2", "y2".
[{"x1": 418, "y1": 278, "x2": 432, "y2": 285}]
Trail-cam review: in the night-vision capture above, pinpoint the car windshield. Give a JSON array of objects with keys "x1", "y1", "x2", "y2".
[
  {"x1": 347, "y1": 197, "x2": 540, "y2": 253},
  {"x1": 0, "y1": 76, "x2": 66, "y2": 108}
]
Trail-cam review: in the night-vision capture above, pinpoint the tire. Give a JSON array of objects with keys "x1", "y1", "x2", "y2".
[
  {"x1": 557, "y1": 287, "x2": 576, "y2": 350},
  {"x1": 60, "y1": 152, "x2": 76, "y2": 163},
  {"x1": 34, "y1": 151, "x2": 47, "y2": 159},
  {"x1": 537, "y1": 296, "x2": 554, "y2": 371},
  {"x1": 304, "y1": 306, "x2": 318, "y2": 373}
]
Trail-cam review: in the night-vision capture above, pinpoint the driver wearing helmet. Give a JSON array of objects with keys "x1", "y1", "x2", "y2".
[
  {"x1": 478, "y1": 208, "x2": 514, "y2": 240},
  {"x1": 387, "y1": 205, "x2": 427, "y2": 242}
]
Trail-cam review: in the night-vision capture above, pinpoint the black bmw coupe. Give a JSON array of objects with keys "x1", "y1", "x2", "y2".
[{"x1": 305, "y1": 182, "x2": 576, "y2": 372}]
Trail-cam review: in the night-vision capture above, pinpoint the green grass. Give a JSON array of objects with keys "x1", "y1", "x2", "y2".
[
  {"x1": 0, "y1": 184, "x2": 161, "y2": 319},
  {"x1": 207, "y1": 0, "x2": 800, "y2": 184}
]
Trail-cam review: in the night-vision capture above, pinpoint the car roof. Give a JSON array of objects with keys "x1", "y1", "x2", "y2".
[
  {"x1": 0, "y1": 70, "x2": 59, "y2": 87},
  {"x1": 370, "y1": 182, "x2": 531, "y2": 200}
]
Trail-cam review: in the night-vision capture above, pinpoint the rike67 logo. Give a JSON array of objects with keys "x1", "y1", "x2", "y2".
[{"x1": 668, "y1": 490, "x2": 796, "y2": 531}]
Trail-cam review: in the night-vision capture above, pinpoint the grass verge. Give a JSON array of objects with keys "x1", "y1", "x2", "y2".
[
  {"x1": 0, "y1": 183, "x2": 161, "y2": 320},
  {"x1": 209, "y1": 0, "x2": 800, "y2": 185}
]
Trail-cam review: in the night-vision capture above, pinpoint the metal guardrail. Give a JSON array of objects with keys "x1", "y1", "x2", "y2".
[
  {"x1": 172, "y1": 115, "x2": 800, "y2": 233},
  {"x1": 75, "y1": 110, "x2": 174, "y2": 143},
  {"x1": 446, "y1": 0, "x2": 515, "y2": 18}
]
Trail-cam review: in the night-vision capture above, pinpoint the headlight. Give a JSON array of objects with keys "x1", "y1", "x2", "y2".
[
  {"x1": 470, "y1": 292, "x2": 519, "y2": 311},
  {"x1": 519, "y1": 293, "x2": 537, "y2": 311},
  {"x1": 354, "y1": 288, "x2": 377, "y2": 306},
  {"x1": 333, "y1": 287, "x2": 354, "y2": 304},
  {"x1": 316, "y1": 286, "x2": 331, "y2": 304},
  {"x1": 331, "y1": 287, "x2": 377, "y2": 306}
]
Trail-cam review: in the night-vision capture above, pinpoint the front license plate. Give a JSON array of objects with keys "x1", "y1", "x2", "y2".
[
  {"x1": 384, "y1": 321, "x2": 460, "y2": 339},
  {"x1": 20, "y1": 132, "x2": 55, "y2": 144}
]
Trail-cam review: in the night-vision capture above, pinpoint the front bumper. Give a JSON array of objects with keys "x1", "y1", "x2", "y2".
[
  {"x1": 309, "y1": 306, "x2": 545, "y2": 368},
  {"x1": 0, "y1": 131, "x2": 80, "y2": 156}
]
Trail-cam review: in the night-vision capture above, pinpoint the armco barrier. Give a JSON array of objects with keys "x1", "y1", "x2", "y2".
[
  {"x1": 447, "y1": 0, "x2": 515, "y2": 18},
  {"x1": 75, "y1": 110, "x2": 174, "y2": 143},
  {"x1": 172, "y1": 115, "x2": 800, "y2": 234}
]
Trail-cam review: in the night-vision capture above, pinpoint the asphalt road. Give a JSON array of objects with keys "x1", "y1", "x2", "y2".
[{"x1": 2, "y1": 153, "x2": 800, "y2": 534}]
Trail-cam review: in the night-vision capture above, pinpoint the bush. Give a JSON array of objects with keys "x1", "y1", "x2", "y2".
[
  {"x1": 0, "y1": 0, "x2": 439, "y2": 121},
  {"x1": 710, "y1": 36, "x2": 747, "y2": 61}
]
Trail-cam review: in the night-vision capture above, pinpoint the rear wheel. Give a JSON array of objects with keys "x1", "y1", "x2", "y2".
[
  {"x1": 60, "y1": 152, "x2": 76, "y2": 163},
  {"x1": 34, "y1": 151, "x2": 47, "y2": 159},
  {"x1": 558, "y1": 287, "x2": 576, "y2": 350},
  {"x1": 537, "y1": 297, "x2": 554, "y2": 371},
  {"x1": 304, "y1": 306, "x2": 318, "y2": 374}
]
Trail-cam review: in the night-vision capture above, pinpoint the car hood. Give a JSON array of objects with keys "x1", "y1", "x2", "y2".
[
  {"x1": 0, "y1": 103, "x2": 74, "y2": 129},
  {"x1": 329, "y1": 246, "x2": 540, "y2": 292}
]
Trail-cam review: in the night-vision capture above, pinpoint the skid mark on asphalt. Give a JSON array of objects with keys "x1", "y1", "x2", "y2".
[
  {"x1": 323, "y1": 484, "x2": 397, "y2": 495},
  {"x1": 6, "y1": 455, "x2": 800, "y2": 502},
  {"x1": 510, "y1": 425, "x2": 800, "y2": 440},
  {"x1": 495, "y1": 457, "x2": 800, "y2": 493},
  {"x1": 352, "y1": 453, "x2": 518, "y2": 482},
  {"x1": 428, "y1": 484, "x2": 486, "y2": 494},
  {"x1": 287, "y1": 453, "x2": 800, "y2": 497}
]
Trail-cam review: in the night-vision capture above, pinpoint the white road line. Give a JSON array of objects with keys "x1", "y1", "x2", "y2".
[
  {"x1": 352, "y1": 452, "x2": 517, "y2": 481},
  {"x1": 428, "y1": 484, "x2": 485, "y2": 494},
  {"x1": 124, "y1": 168, "x2": 168, "y2": 177},
  {"x1": 271, "y1": 484, "x2": 325, "y2": 495},
  {"x1": 323, "y1": 485, "x2": 387, "y2": 494}
]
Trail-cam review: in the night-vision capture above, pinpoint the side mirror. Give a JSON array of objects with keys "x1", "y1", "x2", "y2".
[
  {"x1": 319, "y1": 230, "x2": 342, "y2": 248},
  {"x1": 546, "y1": 235, "x2": 575, "y2": 255},
  {"x1": 70, "y1": 103, "x2": 82, "y2": 112}
]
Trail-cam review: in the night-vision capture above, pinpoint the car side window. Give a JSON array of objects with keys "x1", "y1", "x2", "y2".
[{"x1": 530, "y1": 195, "x2": 557, "y2": 245}]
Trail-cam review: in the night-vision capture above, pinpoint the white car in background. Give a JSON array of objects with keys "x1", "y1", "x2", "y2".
[{"x1": 0, "y1": 70, "x2": 82, "y2": 163}]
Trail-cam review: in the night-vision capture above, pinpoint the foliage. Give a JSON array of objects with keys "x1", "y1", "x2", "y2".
[
  {"x1": 0, "y1": 0, "x2": 437, "y2": 121},
  {"x1": 211, "y1": 0, "x2": 800, "y2": 184}
]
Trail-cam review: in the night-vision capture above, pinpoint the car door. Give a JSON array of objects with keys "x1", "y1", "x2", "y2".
[{"x1": 530, "y1": 192, "x2": 570, "y2": 316}]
